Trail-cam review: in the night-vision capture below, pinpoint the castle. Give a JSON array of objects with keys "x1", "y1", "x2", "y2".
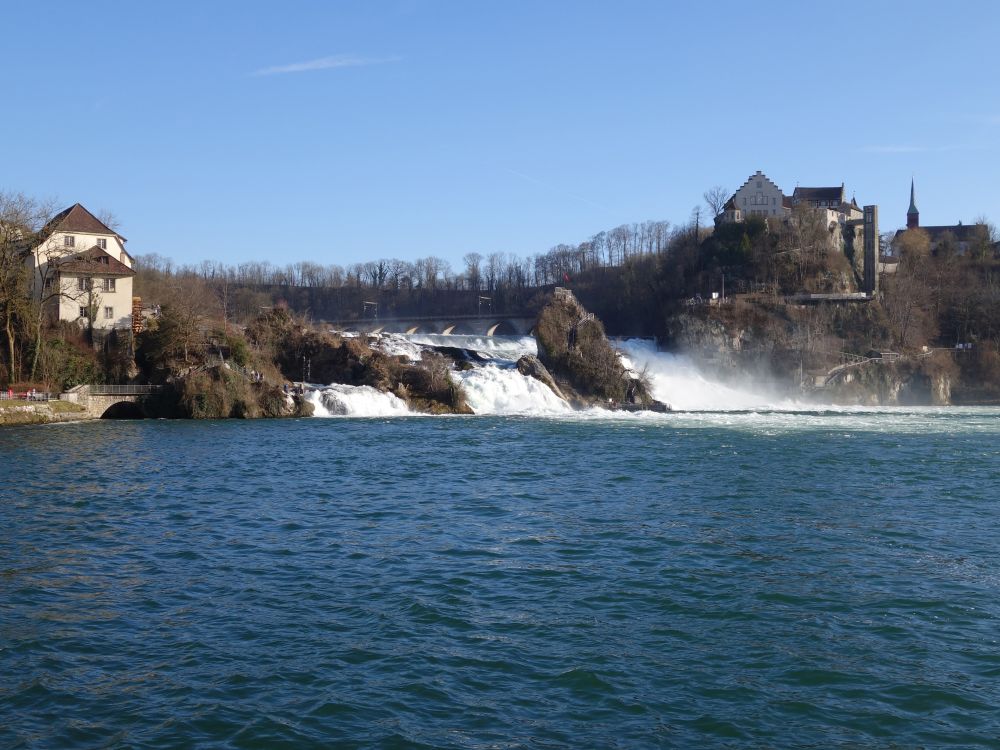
[{"x1": 717, "y1": 171, "x2": 879, "y2": 294}]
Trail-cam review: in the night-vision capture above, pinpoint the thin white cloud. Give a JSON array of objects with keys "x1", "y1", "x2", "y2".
[
  {"x1": 253, "y1": 54, "x2": 399, "y2": 77},
  {"x1": 858, "y1": 144, "x2": 983, "y2": 154},
  {"x1": 858, "y1": 145, "x2": 929, "y2": 154}
]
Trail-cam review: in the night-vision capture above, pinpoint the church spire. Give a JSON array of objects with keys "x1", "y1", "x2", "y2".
[{"x1": 907, "y1": 178, "x2": 919, "y2": 229}]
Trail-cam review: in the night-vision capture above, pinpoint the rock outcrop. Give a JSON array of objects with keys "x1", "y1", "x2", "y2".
[
  {"x1": 534, "y1": 288, "x2": 663, "y2": 409},
  {"x1": 516, "y1": 354, "x2": 567, "y2": 402}
]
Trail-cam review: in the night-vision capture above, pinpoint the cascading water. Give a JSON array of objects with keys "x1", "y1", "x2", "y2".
[
  {"x1": 308, "y1": 384, "x2": 411, "y2": 417},
  {"x1": 403, "y1": 334, "x2": 538, "y2": 361},
  {"x1": 452, "y1": 364, "x2": 571, "y2": 415},
  {"x1": 618, "y1": 339, "x2": 802, "y2": 411}
]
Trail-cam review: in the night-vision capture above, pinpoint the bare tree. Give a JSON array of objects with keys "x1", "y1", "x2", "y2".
[{"x1": 703, "y1": 186, "x2": 729, "y2": 218}]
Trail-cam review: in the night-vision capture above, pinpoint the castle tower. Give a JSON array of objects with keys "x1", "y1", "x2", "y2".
[{"x1": 906, "y1": 178, "x2": 919, "y2": 229}]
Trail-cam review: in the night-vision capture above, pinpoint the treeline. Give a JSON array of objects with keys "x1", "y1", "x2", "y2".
[{"x1": 135, "y1": 220, "x2": 678, "y2": 321}]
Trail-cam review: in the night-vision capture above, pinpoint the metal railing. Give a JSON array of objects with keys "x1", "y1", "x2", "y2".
[
  {"x1": 84, "y1": 384, "x2": 162, "y2": 396},
  {"x1": 0, "y1": 391, "x2": 57, "y2": 402}
]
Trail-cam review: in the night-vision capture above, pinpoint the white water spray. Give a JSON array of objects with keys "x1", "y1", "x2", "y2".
[
  {"x1": 618, "y1": 339, "x2": 802, "y2": 411},
  {"x1": 308, "y1": 384, "x2": 411, "y2": 417},
  {"x1": 452, "y1": 364, "x2": 570, "y2": 415},
  {"x1": 404, "y1": 334, "x2": 537, "y2": 361}
]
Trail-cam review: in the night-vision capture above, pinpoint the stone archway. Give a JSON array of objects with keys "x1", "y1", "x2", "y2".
[
  {"x1": 101, "y1": 401, "x2": 145, "y2": 419},
  {"x1": 486, "y1": 320, "x2": 518, "y2": 336}
]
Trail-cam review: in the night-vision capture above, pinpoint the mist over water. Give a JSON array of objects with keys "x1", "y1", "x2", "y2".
[{"x1": 618, "y1": 339, "x2": 802, "y2": 411}]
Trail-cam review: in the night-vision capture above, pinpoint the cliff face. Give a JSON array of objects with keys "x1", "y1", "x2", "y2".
[
  {"x1": 534, "y1": 288, "x2": 655, "y2": 408},
  {"x1": 666, "y1": 306, "x2": 962, "y2": 406}
]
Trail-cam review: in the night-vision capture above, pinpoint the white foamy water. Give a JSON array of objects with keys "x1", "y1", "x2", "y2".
[
  {"x1": 371, "y1": 333, "x2": 425, "y2": 362},
  {"x1": 308, "y1": 384, "x2": 411, "y2": 417},
  {"x1": 452, "y1": 364, "x2": 570, "y2": 415},
  {"x1": 618, "y1": 339, "x2": 802, "y2": 411},
  {"x1": 404, "y1": 334, "x2": 536, "y2": 361}
]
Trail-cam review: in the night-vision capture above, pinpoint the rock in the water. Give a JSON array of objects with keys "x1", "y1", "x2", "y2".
[
  {"x1": 516, "y1": 354, "x2": 567, "y2": 402},
  {"x1": 534, "y1": 287, "x2": 653, "y2": 408}
]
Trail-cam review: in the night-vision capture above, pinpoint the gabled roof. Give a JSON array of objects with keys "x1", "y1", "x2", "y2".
[
  {"x1": 38, "y1": 203, "x2": 127, "y2": 243},
  {"x1": 792, "y1": 186, "x2": 845, "y2": 204},
  {"x1": 53, "y1": 245, "x2": 136, "y2": 277}
]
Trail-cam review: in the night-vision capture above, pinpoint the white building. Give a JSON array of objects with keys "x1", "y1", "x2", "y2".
[
  {"x1": 724, "y1": 170, "x2": 789, "y2": 221},
  {"x1": 28, "y1": 204, "x2": 136, "y2": 331}
]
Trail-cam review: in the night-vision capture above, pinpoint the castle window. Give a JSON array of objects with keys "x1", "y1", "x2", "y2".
[
  {"x1": 97, "y1": 238, "x2": 107, "y2": 249},
  {"x1": 64, "y1": 236, "x2": 75, "y2": 248},
  {"x1": 104, "y1": 306, "x2": 114, "y2": 320}
]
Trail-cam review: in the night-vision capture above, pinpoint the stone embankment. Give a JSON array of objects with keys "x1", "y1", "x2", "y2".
[{"x1": 0, "y1": 400, "x2": 88, "y2": 426}]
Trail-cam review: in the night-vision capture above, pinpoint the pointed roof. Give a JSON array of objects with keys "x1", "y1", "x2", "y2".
[
  {"x1": 907, "y1": 178, "x2": 919, "y2": 215},
  {"x1": 39, "y1": 203, "x2": 126, "y2": 242},
  {"x1": 53, "y1": 245, "x2": 136, "y2": 277}
]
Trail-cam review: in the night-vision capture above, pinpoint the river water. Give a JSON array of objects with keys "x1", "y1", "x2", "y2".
[{"x1": 3, "y1": 404, "x2": 999, "y2": 748}]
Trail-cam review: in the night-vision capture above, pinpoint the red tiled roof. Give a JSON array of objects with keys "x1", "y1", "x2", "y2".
[
  {"x1": 39, "y1": 203, "x2": 127, "y2": 242},
  {"x1": 54, "y1": 245, "x2": 135, "y2": 277}
]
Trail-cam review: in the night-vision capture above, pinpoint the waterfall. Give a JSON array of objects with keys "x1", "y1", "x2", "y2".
[
  {"x1": 308, "y1": 384, "x2": 412, "y2": 417},
  {"x1": 618, "y1": 339, "x2": 801, "y2": 411},
  {"x1": 451, "y1": 364, "x2": 570, "y2": 415},
  {"x1": 403, "y1": 334, "x2": 537, "y2": 361}
]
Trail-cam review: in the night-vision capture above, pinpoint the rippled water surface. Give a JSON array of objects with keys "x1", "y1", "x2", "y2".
[{"x1": 3, "y1": 410, "x2": 1000, "y2": 748}]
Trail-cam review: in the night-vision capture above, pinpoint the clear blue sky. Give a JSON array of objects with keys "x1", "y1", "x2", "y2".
[{"x1": 4, "y1": 1, "x2": 999, "y2": 269}]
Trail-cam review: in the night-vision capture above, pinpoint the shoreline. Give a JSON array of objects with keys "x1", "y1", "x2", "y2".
[{"x1": 0, "y1": 401, "x2": 91, "y2": 426}]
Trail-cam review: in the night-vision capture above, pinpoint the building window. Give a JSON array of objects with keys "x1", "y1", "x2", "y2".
[
  {"x1": 104, "y1": 306, "x2": 114, "y2": 320},
  {"x1": 77, "y1": 277, "x2": 90, "y2": 291},
  {"x1": 756, "y1": 181, "x2": 762, "y2": 188},
  {"x1": 97, "y1": 238, "x2": 107, "y2": 249},
  {"x1": 79, "y1": 306, "x2": 87, "y2": 318},
  {"x1": 64, "y1": 235, "x2": 75, "y2": 248},
  {"x1": 104, "y1": 278, "x2": 116, "y2": 292}
]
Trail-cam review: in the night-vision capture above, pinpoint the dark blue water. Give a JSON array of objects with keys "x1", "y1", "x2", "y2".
[{"x1": 2, "y1": 411, "x2": 1000, "y2": 748}]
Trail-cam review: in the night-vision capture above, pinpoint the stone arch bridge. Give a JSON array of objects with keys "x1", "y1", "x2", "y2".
[
  {"x1": 322, "y1": 314, "x2": 536, "y2": 337},
  {"x1": 63, "y1": 384, "x2": 162, "y2": 419}
]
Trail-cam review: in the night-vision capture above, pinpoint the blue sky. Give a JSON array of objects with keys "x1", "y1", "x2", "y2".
[{"x1": 3, "y1": 1, "x2": 999, "y2": 269}]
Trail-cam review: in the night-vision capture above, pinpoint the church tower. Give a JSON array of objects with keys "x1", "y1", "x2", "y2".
[{"x1": 906, "y1": 178, "x2": 919, "y2": 229}]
